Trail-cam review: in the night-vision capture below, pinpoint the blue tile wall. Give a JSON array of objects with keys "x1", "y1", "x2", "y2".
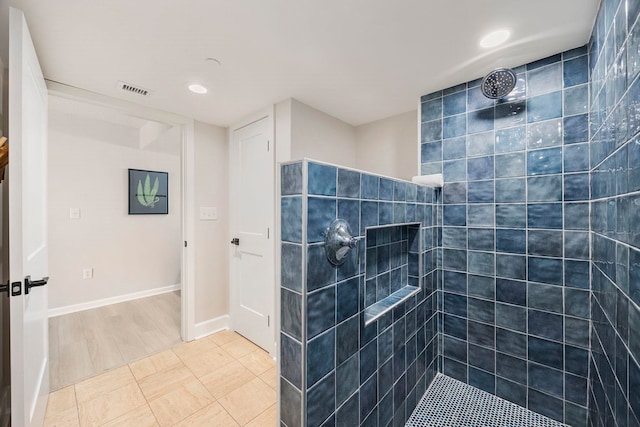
[
  {"x1": 588, "y1": 0, "x2": 640, "y2": 426},
  {"x1": 280, "y1": 160, "x2": 439, "y2": 427},
  {"x1": 421, "y1": 47, "x2": 591, "y2": 425}
]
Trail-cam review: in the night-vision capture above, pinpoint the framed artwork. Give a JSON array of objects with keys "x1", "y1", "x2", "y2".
[{"x1": 128, "y1": 169, "x2": 168, "y2": 215}]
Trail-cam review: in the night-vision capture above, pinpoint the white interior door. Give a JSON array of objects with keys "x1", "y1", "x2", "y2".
[
  {"x1": 8, "y1": 8, "x2": 49, "y2": 426},
  {"x1": 230, "y1": 116, "x2": 275, "y2": 353}
]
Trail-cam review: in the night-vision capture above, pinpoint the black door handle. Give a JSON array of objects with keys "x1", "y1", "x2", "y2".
[
  {"x1": 25, "y1": 275, "x2": 49, "y2": 295},
  {"x1": 230, "y1": 238, "x2": 240, "y2": 246}
]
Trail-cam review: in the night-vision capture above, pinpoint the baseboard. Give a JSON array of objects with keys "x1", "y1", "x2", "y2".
[
  {"x1": 194, "y1": 315, "x2": 230, "y2": 339},
  {"x1": 48, "y1": 284, "x2": 181, "y2": 318}
]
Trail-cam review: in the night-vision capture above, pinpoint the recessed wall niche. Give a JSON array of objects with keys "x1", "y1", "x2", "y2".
[{"x1": 364, "y1": 222, "x2": 421, "y2": 323}]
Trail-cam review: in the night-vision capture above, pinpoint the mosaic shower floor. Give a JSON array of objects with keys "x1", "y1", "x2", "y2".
[{"x1": 406, "y1": 374, "x2": 568, "y2": 427}]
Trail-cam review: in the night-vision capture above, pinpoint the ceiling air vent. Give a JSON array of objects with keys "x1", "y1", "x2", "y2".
[{"x1": 116, "y1": 81, "x2": 151, "y2": 96}]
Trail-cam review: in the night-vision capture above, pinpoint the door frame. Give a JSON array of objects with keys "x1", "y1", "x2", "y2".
[
  {"x1": 228, "y1": 107, "x2": 276, "y2": 356},
  {"x1": 45, "y1": 81, "x2": 197, "y2": 341}
]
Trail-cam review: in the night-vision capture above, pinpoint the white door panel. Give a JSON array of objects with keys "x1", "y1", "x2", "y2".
[
  {"x1": 230, "y1": 116, "x2": 274, "y2": 353},
  {"x1": 8, "y1": 7, "x2": 49, "y2": 426}
]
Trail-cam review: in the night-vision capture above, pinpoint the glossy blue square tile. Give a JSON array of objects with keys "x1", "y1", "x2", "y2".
[
  {"x1": 443, "y1": 136, "x2": 467, "y2": 160},
  {"x1": 468, "y1": 204, "x2": 495, "y2": 226},
  {"x1": 421, "y1": 98, "x2": 442, "y2": 122},
  {"x1": 444, "y1": 314, "x2": 467, "y2": 340},
  {"x1": 565, "y1": 373, "x2": 588, "y2": 405},
  {"x1": 444, "y1": 114, "x2": 467, "y2": 139},
  {"x1": 564, "y1": 114, "x2": 589, "y2": 144},
  {"x1": 528, "y1": 336, "x2": 563, "y2": 369},
  {"x1": 564, "y1": 84, "x2": 589, "y2": 116},
  {"x1": 528, "y1": 282, "x2": 563, "y2": 313},
  {"x1": 469, "y1": 367, "x2": 496, "y2": 394},
  {"x1": 527, "y1": 175, "x2": 563, "y2": 202},
  {"x1": 360, "y1": 338, "x2": 377, "y2": 382},
  {"x1": 564, "y1": 55, "x2": 589, "y2": 87},
  {"x1": 528, "y1": 309, "x2": 563, "y2": 341},
  {"x1": 444, "y1": 271, "x2": 467, "y2": 293},
  {"x1": 495, "y1": 153, "x2": 525, "y2": 178},
  {"x1": 496, "y1": 303, "x2": 527, "y2": 334},
  {"x1": 282, "y1": 243, "x2": 303, "y2": 292},
  {"x1": 494, "y1": 101, "x2": 526, "y2": 129},
  {"x1": 337, "y1": 169, "x2": 360, "y2": 198},
  {"x1": 338, "y1": 199, "x2": 360, "y2": 239},
  {"x1": 528, "y1": 54, "x2": 562, "y2": 71},
  {"x1": 336, "y1": 278, "x2": 358, "y2": 324},
  {"x1": 528, "y1": 388, "x2": 563, "y2": 422},
  {"x1": 527, "y1": 92, "x2": 562, "y2": 122},
  {"x1": 468, "y1": 180, "x2": 494, "y2": 203},
  {"x1": 496, "y1": 229, "x2": 526, "y2": 254},
  {"x1": 468, "y1": 320, "x2": 495, "y2": 347},
  {"x1": 564, "y1": 288, "x2": 590, "y2": 318},
  {"x1": 564, "y1": 173, "x2": 590, "y2": 201},
  {"x1": 496, "y1": 204, "x2": 526, "y2": 228},
  {"x1": 468, "y1": 297, "x2": 495, "y2": 323},
  {"x1": 468, "y1": 274, "x2": 495, "y2": 299},
  {"x1": 336, "y1": 315, "x2": 358, "y2": 368},
  {"x1": 496, "y1": 278, "x2": 527, "y2": 306},
  {"x1": 528, "y1": 230, "x2": 563, "y2": 257},
  {"x1": 379, "y1": 178, "x2": 394, "y2": 201},
  {"x1": 281, "y1": 333, "x2": 302, "y2": 388},
  {"x1": 282, "y1": 197, "x2": 303, "y2": 242},
  {"x1": 307, "y1": 244, "x2": 336, "y2": 291},
  {"x1": 495, "y1": 178, "x2": 526, "y2": 203},
  {"x1": 564, "y1": 317, "x2": 590, "y2": 348},
  {"x1": 443, "y1": 182, "x2": 467, "y2": 204},
  {"x1": 564, "y1": 202, "x2": 589, "y2": 230},
  {"x1": 495, "y1": 126, "x2": 526, "y2": 153},
  {"x1": 528, "y1": 203, "x2": 563, "y2": 229},
  {"x1": 564, "y1": 143, "x2": 590, "y2": 172},
  {"x1": 307, "y1": 328, "x2": 335, "y2": 387},
  {"x1": 443, "y1": 249, "x2": 467, "y2": 271},
  {"x1": 281, "y1": 378, "x2": 302, "y2": 427},
  {"x1": 496, "y1": 352, "x2": 527, "y2": 384},
  {"x1": 468, "y1": 85, "x2": 494, "y2": 111},
  {"x1": 468, "y1": 108, "x2": 495, "y2": 134},
  {"x1": 527, "y1": 147, "x2": 562, "y2": 176},
  {"x1": 444, "y1": 292, "x2": 467, "y2": 317},
  {"x1": 528, "y1": 62, "x2": 562, "y2": 96},
  {"x1": 468, "y1": 251, "x2": 495, "y2": 276},
  {"x1": 442, "y1": 227, "x2": 466, "y2": 249},
  {"x1": 361, "y1": 201, "x2": 378, "y2": 233},
  {"x1": 527, "y1": 118, "x2": 563, "y2": 149},
  {"x1": 336, "y1": 391, "x2": 358, "y2": 426},
  {"x1": 565, "y1": 345, "x2": 589, "y2": 377},
  {"x1": 443, "y1": 205, "x2": 466, "y2": 226},
  {"x1": 308, "y1": 163, "x2": 337, "y2": 196},
  {"x1": 565, "y1": 260, "x2": 589, "y2": 289},
  {"x1": 282, "y1": 289, "x2": 302, "y2": 340},
  {"x1": 393, "y1": 181, "x2": 406, "y2": 201},
  {"x1": 421, "y1": 120, "x2": 442, "y2": 143},
  {"x1": 444, "y1": 91, "x2": 467, "y2": 116},
  {"x1": 361, "y1": 174, "x2": 379, "y2": 199},
  {"x1": 307, "y1": 371, "x2": 335, "y2": 427},
  {"x1": 528, "y1": 257, "x2": 563, "y2": 285},
  {"x1": 468, "y1": 228, "x2": 494, "y2": 251},
  {"x1": 529, "y1": 363, "x2": 563, "y2": 398},
  {"x1": 443, "y1": 159, "x2": 466, "y2": 182},
  {"x1": 564, "y1": 231, "x2": 589, "y2": 259},
  {"x1": 378, "y1": 202, "x2": 393, "y2": 225},
  {"x1": 496, "y1": 377, "x2": 527, "y2": 407},
  {"x1": 467, "y1": 131, "x2": 495, "y2": 157},
  {"x1": 496, "y1": 254, "x2": 526, "y2": 280},
  {"x1": 307, "y1": 286, "x2": 336, "y2": 339},
  {"x1": 282, "y1": 162, "x2": 303, "y2": 196},
  {"x1": 421, "y1": 144, "x2": 444, "y2": 171},
  {"x1": 308, "y1": 197, "x2": 336, "y2": 243},
  {"x1": 467, "y1": 156, "x2": 494, "y2": 180},
  {"x1": 496, "y1": 328, "x2": 527, "y2": 358}
]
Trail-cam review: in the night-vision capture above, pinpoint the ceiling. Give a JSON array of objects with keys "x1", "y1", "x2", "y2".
[{"x1": 1, "y1": 0, "x2": 600, "y2": 127}]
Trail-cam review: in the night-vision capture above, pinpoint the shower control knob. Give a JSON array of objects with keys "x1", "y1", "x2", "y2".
[{"x1": 324, "y1": 219, "x2": 358, "y2": 266}]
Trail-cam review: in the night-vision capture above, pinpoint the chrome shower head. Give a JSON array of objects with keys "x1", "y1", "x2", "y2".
[{"x1": 481, "y1": 68, "x2": 517, "y2": 99}]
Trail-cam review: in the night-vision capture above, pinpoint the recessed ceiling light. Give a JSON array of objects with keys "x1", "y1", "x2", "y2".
[
  {"x1": 479, "y1": 29, "x2": 511, "y2": 48},
  {"x1": 188, "y1": 84, "x2": 208, "y2": 94}
]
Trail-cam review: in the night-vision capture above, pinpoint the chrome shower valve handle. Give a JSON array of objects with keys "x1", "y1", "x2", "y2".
[{"x1": 324, "y1": 219, "x2": 358, "y2": 266}]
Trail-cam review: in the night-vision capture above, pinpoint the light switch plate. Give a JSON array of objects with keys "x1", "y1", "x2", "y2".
[
  {"x1": 199, "y1": 207, "x2": 218, "y2": 221},
  {"x1": 70, "y1": 207, "x2": 81, "y2": 219}
]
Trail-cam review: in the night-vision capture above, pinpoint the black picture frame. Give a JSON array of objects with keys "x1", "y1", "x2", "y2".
[{"x1": 128, "y1": 169, "x2": 168, "y2": 215}]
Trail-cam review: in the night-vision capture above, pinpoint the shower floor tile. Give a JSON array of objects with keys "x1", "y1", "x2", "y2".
[{"x1": 406, "y1": 374, "x2": 568, "y2": 427}]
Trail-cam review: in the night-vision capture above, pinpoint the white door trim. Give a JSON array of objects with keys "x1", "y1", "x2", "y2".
[
  {"x1": 45, "y1": 81, "x2": 197, "y2": 341},
  {"x1": 228, "y1": 106, "x2": 276, "y2": 355}
]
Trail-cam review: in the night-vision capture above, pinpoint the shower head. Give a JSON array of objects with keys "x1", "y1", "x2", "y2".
[{"x1": 481, "y1": 68, "x2": 517, "y2": 99}]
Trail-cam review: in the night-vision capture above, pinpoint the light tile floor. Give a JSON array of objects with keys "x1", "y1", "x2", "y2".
[{"x1": 44, "y1": 330, "x2": 277, "y2": 427}]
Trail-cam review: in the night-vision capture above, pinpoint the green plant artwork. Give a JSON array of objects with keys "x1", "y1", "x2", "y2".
[{"x1": 136, "y1": 174, "x2": 160, "y2": 208}]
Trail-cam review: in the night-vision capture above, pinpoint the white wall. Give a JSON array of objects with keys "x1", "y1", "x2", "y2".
[
  {"x1": 355, "y1": 110, "x2": 418, "y2": 181},
  {"x1": 48, "y1": 111, "x2": 182, "y2": 310},
  {"x1": 290, "y1": 98, "x2": 357, "y2": 168},
  {"x1": 193, "y1": 121, "x2": 229, "y2": 324}
]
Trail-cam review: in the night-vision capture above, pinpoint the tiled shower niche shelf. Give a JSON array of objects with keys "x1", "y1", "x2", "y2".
[{"x1": 364, "y1": 223, "x2": 421, "y2": 325}]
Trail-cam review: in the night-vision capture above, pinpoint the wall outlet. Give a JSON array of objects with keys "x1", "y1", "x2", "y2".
[
  {"x1": 199, "y1": 207, "x2": 218, "y2": 221},
  {"x1": 82, "y1": 268, "x2": 93, "y2": 279},
  {"x1": 70, "y1": 207, "x2": 81, "y2": 219}
]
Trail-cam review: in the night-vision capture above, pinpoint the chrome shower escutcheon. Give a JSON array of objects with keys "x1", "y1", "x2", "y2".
[{"x1": 324, "y1": 219, "x2": 358, "y2": 266}]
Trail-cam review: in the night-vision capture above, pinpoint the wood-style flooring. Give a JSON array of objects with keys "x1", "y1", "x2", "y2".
[
  {"x1": 49, "y1": 291, "x2": 182, "y2": 391},
  {"x1": 43, "y1": 330, "x2": 277, "y2": 426}
]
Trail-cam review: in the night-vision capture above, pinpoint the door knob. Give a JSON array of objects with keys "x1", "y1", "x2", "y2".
[
  {"x1": 25, "y1": 275, "x2": 49, "y2": 295},
  {"x1": 230, "y1": 238, "x2": 240, "y2": 246}
]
